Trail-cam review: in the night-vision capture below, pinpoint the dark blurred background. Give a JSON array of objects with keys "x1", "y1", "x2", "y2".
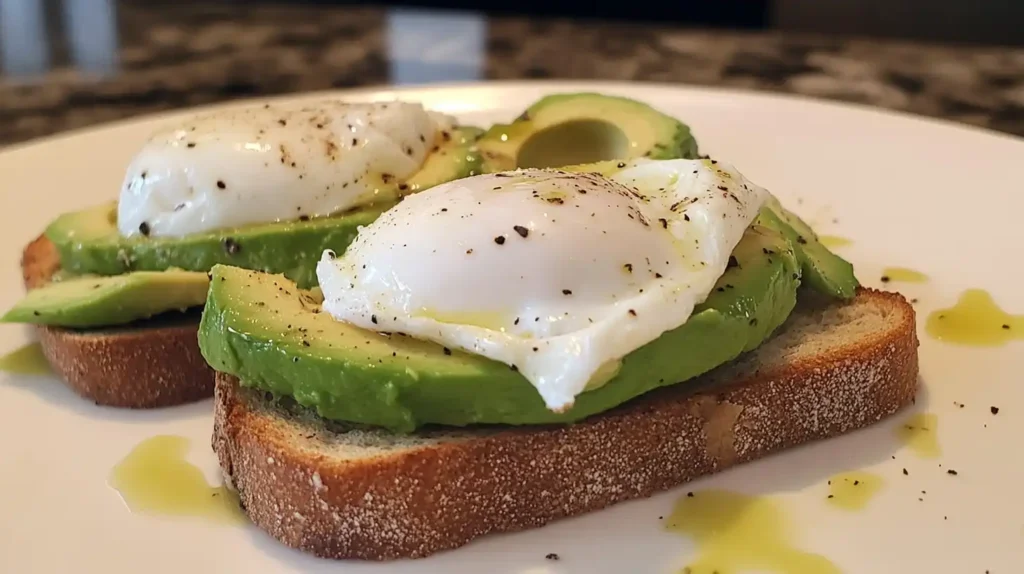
[
  {"x1": 1, "y1": 0, "x2": 1021, "y2": 145},
  {"x1": 262, "y1": 0, "x2": 1023, "y2": 44}
]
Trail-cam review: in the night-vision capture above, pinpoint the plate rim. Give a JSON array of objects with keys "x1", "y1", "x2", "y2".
[{"x1": 2, "y1": 79, "x2": 1020, "y2": 155}]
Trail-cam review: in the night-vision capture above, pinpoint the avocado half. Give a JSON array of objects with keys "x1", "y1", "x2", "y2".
[
  {"x1": 477, "y1": 93, "x2": 700, "y2": 173},
  {"x1": 198, "y1": 195, "x2": 858, "y2": 433},
  {"x1": 44, "y1": 127, "x2": 483, "y2": 290}
]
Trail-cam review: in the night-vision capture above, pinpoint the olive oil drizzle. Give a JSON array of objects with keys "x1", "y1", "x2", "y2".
[
  {"x1": 880, "y1": 267, "x2": 928, "y2": 284},
  {"x1": 827, "y1": 471, "x2": 884, "y2": 511},
  {"x1": 0, "y1": 342, "x2": 51, "y2": 375},
  {"x1": 818, "y1": 235, "x2": 852, "y2": 249},
  {"x1": 109, "y1": 435, "x2": 243, "y2": 524},
  {"x1": 926, "y1": 289, "x2": 1024, "y2": 346},
  {"x1": 896, "y1": 413, "x2": 941, "y2": 459},
  {"x1": 666, "y1": 489, "x2": 840, "y2": 574}
]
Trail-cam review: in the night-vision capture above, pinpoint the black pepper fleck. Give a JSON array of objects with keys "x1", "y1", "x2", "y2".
[
  {"x1": 514, "y1": 225, "x2": 529, "y2": 238},
  {"x1": 138, "y1": 222, "x2": 150, "y2": 236},
  {"x1": 443, "y1": 347, "x2": 452, "y2": 356},
  {"x1": 991, "y1": 406, "x2": 1000, "y2": 414},
  {"x1": 222, "y1": 237, "x2": 241, "y2": 255},
  {"x1": 562, "y1": 289, "x2": 573, "y2": 295},
  {"x1": 494, "y1": 235, "x2": 506, "y2": 245},
  {"x1": 216, "y1": 180, "x2": 226, "y2": 190}
]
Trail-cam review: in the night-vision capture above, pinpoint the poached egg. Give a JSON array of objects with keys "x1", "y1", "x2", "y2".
[
  {"x1": 317, "y1": 158, "x2": 770, "y2": 411},
  {"x1": 117, "y1": 101, "x2": 456, "y2": 238}
]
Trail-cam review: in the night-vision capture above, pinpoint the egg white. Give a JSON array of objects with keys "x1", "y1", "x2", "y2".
[
  {"x1": 117, "y1": 100, "x2": 455, "y2": 238},
  {"x1": 317, "y1": 159, "x2": 770, "y2": 411}
]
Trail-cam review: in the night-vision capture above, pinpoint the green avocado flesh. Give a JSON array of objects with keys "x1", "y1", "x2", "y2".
[
  {"x1": 46, "y1": 203, "x2": 387, "y2": 291},
  {"x1": 755, "y1": 196, "x2": 859, "y2": 299},
  {"x1": 199, "y1": 220, "x2": 817, "y2": 433},
  {"x1": 44, "y1": 127, "x2": 482, "y2": 290},
  {"x1": 2, "y1": 270, "x2": 208, "y2": 328},
  {"x1": 477, "y1": 93, "x2": 699, "y2": 173}
]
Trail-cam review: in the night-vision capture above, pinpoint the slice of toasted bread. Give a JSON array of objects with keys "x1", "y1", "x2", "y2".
[
  {"x1": 20, "y1": 235, "x2": 212, "y2": 408},
  {"x1": 212, "y1": 288, "x2": 919, "y2": 561}
]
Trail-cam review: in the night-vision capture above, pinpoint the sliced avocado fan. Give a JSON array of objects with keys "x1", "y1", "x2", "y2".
[{"x1": 477, "y1": 93, "x2": 700, "y2": 172}]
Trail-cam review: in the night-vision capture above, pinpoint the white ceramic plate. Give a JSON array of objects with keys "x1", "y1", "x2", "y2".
[{"x1": 1, "y1": 81, "x2": 1022, "y2": 574}]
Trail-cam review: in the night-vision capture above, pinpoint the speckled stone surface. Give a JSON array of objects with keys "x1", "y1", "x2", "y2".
[{"x1": 0, "y1": 2, "x2": 1021, "y2": 147}]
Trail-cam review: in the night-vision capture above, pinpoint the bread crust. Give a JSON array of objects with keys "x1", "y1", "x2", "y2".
[
  {"x1": 212, "y1": 289, "x2": 920, "y2": 561},
  {"x1": 20, "y1": 235, "x2": 212, "y2": 408}
]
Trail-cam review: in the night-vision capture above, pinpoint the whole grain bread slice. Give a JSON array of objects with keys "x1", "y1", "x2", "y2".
[
  {"x1": 212, "y1": 287, "x2": 919, "y2": 561},
  {"x1": 20, "y1": 235, "x2": 212, "y2": 408}
]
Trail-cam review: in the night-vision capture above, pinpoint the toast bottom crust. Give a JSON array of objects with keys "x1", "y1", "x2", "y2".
[
  {"x1": 36, "y1": 318, "x2": 213, "y2": 408},
  {"x1": 21, "y1": 235, "x2": 213, "y2": 408},
  {"x1": 212, "y1": 289, "x2": 920, "y2": 561}
]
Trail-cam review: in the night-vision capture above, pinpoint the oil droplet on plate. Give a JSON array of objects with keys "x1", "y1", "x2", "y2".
[
  {"x1": 666, "y1": 489, "x2": 840, "y2": 574},
  {"x1": 896, "y1": 413, "x2": 941, "y2": 459},
  {"x1": 827, "y1": 471, "x2": 884, "y2": 511},
  {"x1": 818, "y1": 235, "x2": 851, "y2": 249},
  {"x1": 0, "y1": 343, "x2": 51, "y2": 375},
  {"x1": 109, "y1": 435, "x2": 244, "y2": 524},
  {"x1": 880, "y1": 267, "x2": 928, "y2": 284},
  {"x1": 926, "y1": 289, "x2": 1024, "y2": 346}
]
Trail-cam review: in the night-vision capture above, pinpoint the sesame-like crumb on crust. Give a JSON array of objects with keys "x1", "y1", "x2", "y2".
[
  {"x1": 212, "y1": 288, "x2": 919, "y2": 561},
  {"x1": 21, "y1": 235, "x2": 214, "y2": 408}
]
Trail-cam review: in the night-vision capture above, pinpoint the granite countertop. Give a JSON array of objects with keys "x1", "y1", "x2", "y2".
[{"x1": 1, "y1": 1, "x2": 1022, "y2": 147}]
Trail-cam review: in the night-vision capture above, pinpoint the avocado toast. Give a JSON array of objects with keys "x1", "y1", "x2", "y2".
[
  {"x1": 197, "y1": 158, "x2": 918, "y2": 559},
  {"x1": 4, "y1": 99, "x2": 483, "y2": 407},
  {"x1": 3, "y1": 93, "x2": 702, "y2": 409}
]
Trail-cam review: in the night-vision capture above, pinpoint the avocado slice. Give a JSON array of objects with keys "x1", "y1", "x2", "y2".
[
  {"x1": 755, "y1": 196, "x2": 858, "y2": 299},
  {"x1": 477, "y1": 93, "x2": 699, "y2": 172},
  {"x1": 2, "y1": 270, "x2": 208, "y2": 328},
  {"x1": 199, "y1": 223, "x2": 800, "y2": 433},
  {"x1": 46, "y1": 203, "x2": 386, "y2": 290},
  {"x1": 45, "y1": 127, "x2": 482, "y2": 289}
]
